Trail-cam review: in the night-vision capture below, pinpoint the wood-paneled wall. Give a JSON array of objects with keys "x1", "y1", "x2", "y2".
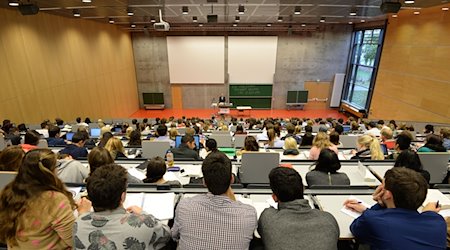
[
  {"x1": 369, "y1": 4, "x2": 450, "y2": 123},
  {"x1": 0, "y1": 8, "x2": 138, "y2": 124}
]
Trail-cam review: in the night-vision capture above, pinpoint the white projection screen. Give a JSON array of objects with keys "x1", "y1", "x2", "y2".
[
  {"x1": 228, "y1": 36, "x2": 278, "y2": 83},
  {"x1": 167, "y1": 36, "x2": 225, "y2": 84}
]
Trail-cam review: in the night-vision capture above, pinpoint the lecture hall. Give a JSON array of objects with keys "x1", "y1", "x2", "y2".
[{"x1": 1, "y1": 0, "x2": 450, "y2": 249}]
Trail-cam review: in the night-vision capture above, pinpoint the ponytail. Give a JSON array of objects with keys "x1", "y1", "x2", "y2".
[{"x1": 369, "y1": 137, "x2": 385, "y2": 160}]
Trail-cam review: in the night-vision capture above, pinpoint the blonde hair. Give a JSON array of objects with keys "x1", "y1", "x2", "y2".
[
  {"x1": 126, "y1": 126, "x2": 134, "y2": 138},
  {"x1": 312, "y1": 132, "x2": 332, "y2": 149},
  {"x1": 267, "y1": 128, "x2": 276, "y2": 147},
  {"x1": 100, "y1": 125, "x2": 111, "y2": 138},
  {"x1": 169, "y1": 129, "x2": 178, "y2": 140},
  {"x1": 104, "y1": 137, "x2": 125, "y2": 159},
  {"x1": 284, "y1": 137, "x2": 298, "y2": 150},
  {"x1": 380, "y1": 127, "x2": 393, "y2": 140},
  {"x1": 358, "y1": 135, "x2": 385, "y2": 160}
]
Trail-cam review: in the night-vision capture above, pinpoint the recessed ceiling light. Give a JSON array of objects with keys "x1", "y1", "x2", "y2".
[
  {"x1": 82, "y1": 0, "x2": 91, "y2": 3},
  {"x1": 348, "y1": 21, "x2": 353, "y2": 24},
  {"x1": 413, "y1": 11, "x2": 420, "y2": 15},
  {"x1": 233, "y1": 23, "x2": 237, "y2": 27},
  {"x1": 392, "y1": 14, "x2": 398, "y2": 17},
  {"x1": 8, "y1": 1, "x2": 19, "y2": 6},
  {"x1": 320, "y1": 17, "x2": 325, "y2": 23},
  {"x1": 404, "y1": 0, "x2": 414, "y2": 4},
  {"x1": 182, "y1": 6, "x2": 189, "y2": 15},
  {"x1": 294, "y1": 6, "x2": 301, "y2": 15},
  {"x1": 235, "y1": 16, "x2": 240, "y2": 22},
  {"x1": 109, "y1": 18, "x2": 114, "y2": 24},
  {"x1": 238, "y1": 5, "x2": 245, "y2": 15},
  {"x1": 361, "y1": 19, "x2": 366, "y2": 22},
  {"x1": 266, "y1": 23, "x2": 271, "y2": 27},
  {"x1": 349, "y1": 8, "x2": 357, "y2": 16},
  {"x1": 199, "y1": 23, "x2": 203, "y2": 27},
  {"x1": 278, "y1": 16, "x2": 283, "y2": 22},
  {"x1": 131, "y1": 24, "x2": 136, "y2": 28},
  {"x1": 150, "y1": 17, "x2": 156, "y2": 23},
  {"x1": 442, "y1": 7, "x2": 449, "y2": 11},
  {"x1": 73, "y1": 9, "x2": 80, "y2": 17},
  {"x1": 301, "y1": 23, "x2": 306, "y2": 27},
  {"x1": 127, "y1": 8, "x2": 134, "y2": 16},
  {"x1": 192, "y1": 16, "x2": 198, "y2": 22}
]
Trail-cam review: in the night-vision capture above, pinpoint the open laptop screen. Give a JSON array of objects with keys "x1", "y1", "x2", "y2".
[
  {"x1": 90, "y1": 128, "x2": 101, "y2": 138},
  {"x1": 175, "y1": 135, "x2": 200, "y2": 148}
]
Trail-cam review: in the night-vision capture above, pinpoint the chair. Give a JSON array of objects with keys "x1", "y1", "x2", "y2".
[
  {"x1": 0, "y1": 171, "x2": 17, "y2": 191},
  {"x1": 239, "y1": 152, "x2": 280, "y2": 184},
  {"x1": 209, "y1": 134, "x2": 233, "y2": 147},
  {"x1": 0, "y1": 137, "x2": 7, "y2": 151},
  {"x1": 211, "y1": 130, "x2": 231, "y2": 135},
  {"x1": 177, "y1": 128, "x2": 187, "y2": 135},
  {"x1": 312, "y1": 125, "x2": 321, "y2": 133},
  {"x1": 234, "y1": 135, "x2": 247, "y2": 148},
  {"x1": 418, "y1": 152, "x2": 450, "y2": 184},
  {"x1": 340, "y1": 135, "x2": 359, "y2": 148},
  {"x1": 142, "y1": 141, "x2": 171, "y2": 159},
  {"x1": 37, "y1": 139, "x2": 49, "y2": 148}
]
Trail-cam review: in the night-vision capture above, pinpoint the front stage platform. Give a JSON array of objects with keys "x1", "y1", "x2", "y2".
[{"x1": 130, "y1": 108, "x2": 346, "y2": 120}]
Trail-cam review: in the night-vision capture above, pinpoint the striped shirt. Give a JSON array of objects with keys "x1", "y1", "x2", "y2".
[{"x1": 172, "y1": 193, "x2": 257, "y2": 250}]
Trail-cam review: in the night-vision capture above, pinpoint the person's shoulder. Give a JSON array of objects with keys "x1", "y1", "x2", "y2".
[{"x1": 234, "y1": 200, "x2": 257, "y2": 214}]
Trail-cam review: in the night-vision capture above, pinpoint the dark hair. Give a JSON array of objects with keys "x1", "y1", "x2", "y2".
[
  {"x1": 300, "y1": 133, "x2": 314, "y2": 146},
  {"x1": 384, "y1": 167, "x2": 427, "y2": 210},
  {"x1": 48, "y1": 125, "x2": 60, "y2": 138},
  {"x1": 236, "y1": 125, "x2": 244, "y2": 133},
  {"x1": 329, "y1": 132, "x2": 340, "y2": 146},
  {"x1": 244, "y1": 136, "x2": 259, "y2": 151},
  {"x1": 98, "y1": 132, "x2": 113, "y2": 148},
  {"x1": 157, "y1": 125, "x2": 168, "y2": 137},
  {"x1": 84, "y1": 117, "x2": 91, "y2": 124},
  {"x1": 424, "y1": 124, "x2": 434, "y2": 134},
  {"x1": 202, "y1": 152, "x2": 232, "y2": 195},
  {"x1": 396, "y1": 133, "x2": 412, "y2": 150},
  {"x1": 76, "y1": 117, "x2": 81, "y2": 123},
  {"x1": 181, "y1": 134, "x2": 194, "y2": 144},
  {"x1": 72, "y1": 131, "x2": 85, "y2": 143},
  {"x1": 0, "y1": 146, "x2": 25, "y2": 171},
  {"x1": 86, "y1": 164, "x2": 127, "y2": 212},
  {"x1": 285, "y1": 123, "x2": 295, "y2": 134},
  {"x1": 304, "y1": 125, "x2": 313, "y2": 133},
  {"x1": 334, "y1": 124, "x2": 343, "y2": 135},
  {"x1": 0, "y1": 149, "x2": 76, "y2": 245},
  {"x1": 128, "y1": 130, "x2": 142, "y2": 146},
  {"x1": 424, "y1": 134, "x2": 446, "y2": 152},
  {"x1": 206, "y1": 139, "x2": 218, "y2": 152},
  {"x1": 315, "y1": 149, "x2": 341, "y2": 173},
  {"x1": 88, "y1": 147, "x2": 114, "y2": 175},
  {"x1": 24, "y1": 130, "x2": 40, "y2": 145},
  {"x1": 269, "y1": 167, "x2": 303, "y2": 202},
  {"x1": 394, "y1": 149, "x2": 423, "y2": 171},
  {"x1": 143, "y1": 156, "x2": 166, "y2": 183}
]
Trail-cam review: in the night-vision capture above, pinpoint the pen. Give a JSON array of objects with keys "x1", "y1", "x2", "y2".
[{"x1": 436, "y1": 200, "x2": 439, "y2": 208}]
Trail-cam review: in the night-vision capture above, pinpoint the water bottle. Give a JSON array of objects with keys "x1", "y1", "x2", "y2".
[{"x1": 166, "y1": 150, "x2": 174, "y2": 167}]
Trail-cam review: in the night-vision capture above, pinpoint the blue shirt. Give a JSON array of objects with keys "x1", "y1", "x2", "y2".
[
  {"x1": 350, "y1": 204, "x2": 446, "y2": 250},
  {"x1": 59, "y1": 144, "x2": 88, "y2": 159}
]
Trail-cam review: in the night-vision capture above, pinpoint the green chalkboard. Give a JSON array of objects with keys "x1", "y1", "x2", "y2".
[
  {"x1": 230, "y1": 98, "x2": 272, "y2": 109},
  {"x1": 143, "y1": 93, "x2": 164, "y2": 105},
  {"x1": 286, "y1": 91, "x2": 308, "y2": 104},
  {"x1": 287, "y1": 91, "x2": 297, "y2": 103},
  {"x1": 229, "y1": 85, "x2": 273, "y2": 97}
]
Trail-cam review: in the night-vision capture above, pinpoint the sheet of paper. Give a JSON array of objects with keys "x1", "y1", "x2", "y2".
[
  {"x1": 142, "y1": 193, "x2": 176, "y2": 220},
  {"x1": 422, "y1": 189, "x2": 450, "y2": 210},
  {"x1": 163, "y1": 171, "x2": 180, "y2": 182},
  {"x1": 67, "y1": 187, "x2": 82, "y2": 201},
  {"x1": 124, "y1": 193, "x2": 145, "y2": 209},
  {"x1": 340, "y1": 196, "x2": 370, "y2": 219},
  {"x1": 127, "y1": 168, "x2": 146, "y2": 180},
  {"x1": 358, "y1": 161, "x2": 376, "y2": 182}
]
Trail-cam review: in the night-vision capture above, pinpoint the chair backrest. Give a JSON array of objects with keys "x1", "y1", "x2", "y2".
[
  {"x1": 234, "y1": 135, "x2": 247, "y2": 148},
  {"x1": 177, "y1": 128, "x2": 187, "y2": 135},
  {"x1": 71, "y1": 124, "x2": 80, "y2": 132},
  {"x1": 37, "y1": 139, "x2": 49, "y2": 148},
  {"x1": 142, "y1": 141, "x2": 171, "y2": 159},
  {"x1": 239, "y1": 152, "x2": 280, "y2": 184},
  {"x1": 0, "y1": 171, "x2": 17, "y2": 191},
  {"x1": 211, "y1": 130, "x2": 231, "y2": 135},
  {"x1": 209, "y1": 134, "x2": 233, "y2": 147},
  {"x1": 418, "y1": 152, "x2": 450, "y2": 184},
  {"x1": 312, "y1": 125, "x2": 321, "y2": 133},
  {"x1": 0, "y1": 137, "x2": 7, "y2": 151},
  {"x1": 340, "y1": 135, "x2": 359, "y2": 148}
]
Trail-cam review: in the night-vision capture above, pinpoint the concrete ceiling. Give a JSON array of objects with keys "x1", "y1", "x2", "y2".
[{"x1": 2, "y1": 0, "x2": 449, "y2": 32}]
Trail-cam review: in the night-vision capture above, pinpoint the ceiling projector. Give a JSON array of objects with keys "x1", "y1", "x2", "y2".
[{"x1": 154, "y1": 9, "x2": 170, "y2": 31}]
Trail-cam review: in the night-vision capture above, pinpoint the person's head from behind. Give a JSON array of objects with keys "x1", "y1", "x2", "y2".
[
  {"x1": 357, "y1": 135, "x2": 384, "y2": 160},
  {"x1": 24, "y1": 130, "x2": 41, "y2": 145},
  {"x1": 383, "y1": 167, "x2": 427, "y2": 210},
  {"x1": 440, "y1": 128, "x2": 450, "y2": 139},
  {"x1": 244, "y1": 136, "x2": 259, "y2": 151},
  {"x1": 105, "y1": 137, "x2": 125, "y2": 159},
  {"x1": 284, "y1": 137, "x2": 298, "y2": 150},
  {"x1": 394, "y1": 149, "x2": 423, "y2": 172},
  {"x1": 269, "y1": 167, "x2": 303, "y2": 202},
  {"x1": 143, "y1": 156, "x2": 166, "y2": 183},
  {"x1": 48, "y1": 125, "x2": 61, "y2": 138},
  {"x1": 305, "y1": 125, "x2": 313, "y2": 133},
  {"x1": 236, "y1": 125, "x2": 244, "y2": 133},
  {"x1": 425, "y1": 134, "x2": 442, "y2": 146},
  {"x1": 86, "y1": 164, "x2": 127, "y2": 212},
  {"x1": 334, "y1": 124, "x2": 343, "y2": 135},
  {"x1": 76, "y1": 117, "x2": 82, "y2": 123},
  {"x1": 312, "y1": 132, "x2": 331, "y2": 149},
  {"x1": 329, "y1": 131, "x2": 340, "y2": 146},
  {"x1": 88, "y1": 147, "x2": 114, "y2": 175},
  {"x1": 380, "y1": 127, "x2": 393, "y2": 141},
  {"x1": 396, "y1": 132, "x2": 412, "y2": 151},
  {"x1": 424, "y1": 124, "x2": 434, "y2": 134},
  {"x1": 128, "y1": 130, "x2": 141, "y2": 146},
  {"x1": 72, "y1": 131, "x2": 86, "y2": 146},
  {"x1": 181, "y1": 134, "x2": 196, "y2": 149},
  {"x1": 205, "y1": 139, "x2": 218, "y2": 152},
  {"x1": 285, "y1": 123, "x2": 295, "y2": 134},
  {"x1": 202, "y1": 152, "x2": 232, "y2": 195},
  {"x1": 315, "y1": 148, "x2": 341, "y2": 173},
  {"x1": 0, "y1": 146, "x2": 25, "y2": 171}
]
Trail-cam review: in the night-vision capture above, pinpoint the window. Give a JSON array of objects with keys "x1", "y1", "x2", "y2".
[{"x1": 343, "y1": 28, "x2": 384, "y2": 110}]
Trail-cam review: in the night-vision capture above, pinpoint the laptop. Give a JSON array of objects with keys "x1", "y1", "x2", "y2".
[
  {"x1": 239, "y1": 152, "x2": 280, "y2": 184},
  {"x1": 342, "y1": 125, "x2": 351, "y2": 133},
  {"x1": 66, "y1": 132, "x2": 74, "y2": 141},
  {"x1": 90, "y1": 128, "x2": 101, "y2": 138},
  {"x1": 175, "y1": 135, "x2": 200, "y2": 148}
]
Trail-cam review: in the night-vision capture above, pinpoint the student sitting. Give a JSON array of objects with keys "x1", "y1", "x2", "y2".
[
  {"x1": 351, "y1": 135, "x2": 385, "y2": 160},
  {"x1": 59, "y1": 132, "x2": 88, "y2": 159},
  {"x1": 344, "y1": 168, "x2": 446, "y2": 249},
  {"x1": 308, "y1": 132, "x2": 338, "y2": 160},
  {"x1": 0, "y1": 146, "x2": 24, "y2": 171},
  {"x1": 418, "y1": 134, "x2": 447, "y2": 152},
  {"x1": 56, "y1": 154, "x2": 89, "y2": 183},
  {"x1": 258, "y1": 167, "x2": 339, "y2": 250},
  {"x1": 380, "y1": 127, "x2": 395, "y2": 150},
  {"x1": 73, "y1": 164, "x2": 171, "y2": 249},
  {"x1": 46, "y1": 125, "x2": 66, "y2": 147},
  {"x1": 142, "y1": 156, "x2": 181, "y2": 187},
  {"x1": 20, "y1": 130, "x2": 40, "y2": 152},
  {"x1": 104, "y1": 137, "x2": 127, "y2": 159},
  {"x1": 282, "y1": 137, "x2": 300, "y2": 157},
  {"x1": 267, "y1": 128, "x2": 284, "y2": 148},
  {"x1": 300, "y1": 125, "x2": 314, "y2": 147},
  {"x1": 394, "y1": 149, "x2": 430, "y2": 183},
  {"x1": 171, "y1": 135, "x2": 201, "y2": 160},
  {"x1": 306, "y1": 148, "x2": 350, "y2": 186},
  {"x1": 440, "y1": 128, "x2": 450, "y2": 150}
]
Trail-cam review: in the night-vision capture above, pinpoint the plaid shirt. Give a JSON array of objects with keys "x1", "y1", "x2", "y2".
[{"x1": 172, "y1": 193, "x2": 257, "y2": 250}]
